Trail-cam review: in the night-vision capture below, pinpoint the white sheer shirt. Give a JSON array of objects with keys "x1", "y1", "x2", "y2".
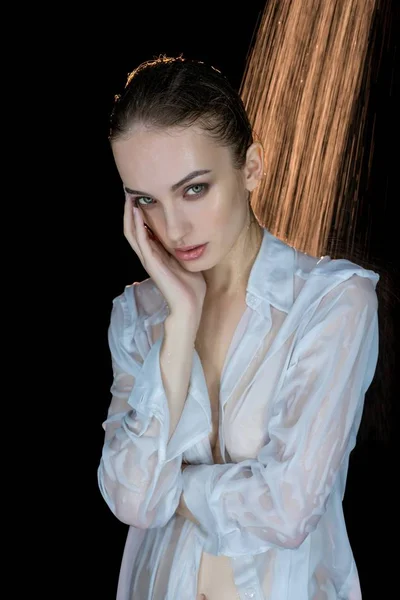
[{"x1": 98, "y1": 227, "x2": 379, "y2": 600}]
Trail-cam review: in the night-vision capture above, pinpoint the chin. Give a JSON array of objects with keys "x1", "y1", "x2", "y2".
[{"x1": 181, "y1": 260, "x2": 207, "y2": 270}]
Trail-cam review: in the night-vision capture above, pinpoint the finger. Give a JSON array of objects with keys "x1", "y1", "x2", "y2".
[
  {"x1": 130, "y1": 204, "x2": 183, "y2": 281},
  {"x1": 133, "y1": 205, "x2": 154, "y2": 260},
  {"x1": 133, "y1": 206, "x2": 170, "y2": 270},
  {"x1": 123, "y1": 197, "x2": 143, "y2": 261}
]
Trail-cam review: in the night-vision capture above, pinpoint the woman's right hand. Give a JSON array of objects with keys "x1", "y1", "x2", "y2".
[{"x1": 124, "y1": 197, "x2": 207, "y2": 319}]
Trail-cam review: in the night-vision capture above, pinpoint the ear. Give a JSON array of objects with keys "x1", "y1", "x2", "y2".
[{"x1": 243, "y1": 142, "x2": 264, "y2": 192}]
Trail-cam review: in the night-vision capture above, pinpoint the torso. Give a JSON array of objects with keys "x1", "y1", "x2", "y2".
[
  {"x1": 194, "y1": 291, "x2": 247, "y2": 456},
  {"x1": 193, "y1": 290, "x2": 247, "y2": 600}
]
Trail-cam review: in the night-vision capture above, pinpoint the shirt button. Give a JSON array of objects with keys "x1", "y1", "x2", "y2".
[{"x1": 244, "y1": 590, "x2": 255, "y2": 598}]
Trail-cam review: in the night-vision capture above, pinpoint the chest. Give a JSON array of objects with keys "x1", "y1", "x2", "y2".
[{"x1": 194, "y1": 294, "x2": 247, "y2": 455}]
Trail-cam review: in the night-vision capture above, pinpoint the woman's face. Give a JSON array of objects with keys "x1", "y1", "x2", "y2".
[{"x1": 111, "y1": 124, "x2": 262, "y2": 270}]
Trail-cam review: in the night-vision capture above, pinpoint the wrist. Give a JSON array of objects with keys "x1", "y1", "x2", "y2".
[{"x1": 165, "y1": 312, "x2": 198, "y2": 339}]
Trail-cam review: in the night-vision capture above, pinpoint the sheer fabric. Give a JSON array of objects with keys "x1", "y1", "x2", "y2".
[{"x1": 98, "y1": 228, "x2": 379, "y2": 600}]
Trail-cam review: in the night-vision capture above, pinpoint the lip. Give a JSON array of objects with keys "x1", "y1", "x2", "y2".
[
  {"x1": 175, "y1": 244, "x2": 204, "y2": 251},
  {"x1": 174, "y1": 243, "x2": 208, "y2": 261}
]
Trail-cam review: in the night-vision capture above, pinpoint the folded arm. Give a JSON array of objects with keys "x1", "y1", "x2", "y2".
[
  {"x1": 98, "y1": 293, "x2": 212, "y2": 528},
  {"x1": 180, "y1": 275, "x2": 379, "y2": 555}
]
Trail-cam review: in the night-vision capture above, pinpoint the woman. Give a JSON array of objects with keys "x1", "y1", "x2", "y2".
[{"x1": 98, "y1": 56, "x2": 379, "y2": 600}]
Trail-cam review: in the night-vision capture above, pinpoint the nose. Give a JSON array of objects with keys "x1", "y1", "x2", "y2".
[{"x1": 164, "y1": 208, "x2": 192, "y2": 246}]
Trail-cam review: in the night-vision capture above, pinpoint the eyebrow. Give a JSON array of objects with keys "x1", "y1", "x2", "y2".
[{"x1": 124, "y1": 169, "x2": 212, "y2": 197}]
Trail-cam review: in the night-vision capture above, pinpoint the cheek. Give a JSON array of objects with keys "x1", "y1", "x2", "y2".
[
  {"x1": 212, "y1": 205, "x2": 232, "y2": 229},
  {"x1": 210, "y1": 183, "x2": 246, "y2": 227},
  {"x1": 139, "y1": 212, "x2": 159, "y2": 239},
  {"x1": 149, "y1": 218, "x2": 165, "y2": 242},
  {"x1": 207, "y1": 185, "x2": 239, "y2": 223}
]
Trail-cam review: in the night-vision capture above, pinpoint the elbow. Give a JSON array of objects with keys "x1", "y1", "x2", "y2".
[
  {"x1": 111, "y1": 488, "x2": 179, "y2": 529},
  {"x1": 280, "y1": 511, "x2": 322, "y2": 549},
  {"x1": 281, "y1": 529, "x2": 308, "y2": 550},
  {"x1": 97, "y1": 458, "x2": 182, "y2": 529},
  {"x1": 113, "y1": 501, "x2": 154, "y2": 529},
  {"x1": 111, "y1": 488, "x2": 157, "y2": 528},
  {"x1": 98, "y1": 473, "x2": 153, "y2": 528},
  {"x1": 272, "y1": 525, "x2": 309, "y2": 550}
]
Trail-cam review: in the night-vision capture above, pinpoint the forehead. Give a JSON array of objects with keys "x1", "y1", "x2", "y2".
[{"x1": 111, "y1": 125, "x2": 232, "y2": 187}]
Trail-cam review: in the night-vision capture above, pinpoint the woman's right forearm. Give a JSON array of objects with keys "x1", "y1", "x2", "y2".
[{"x1": 161, "y1": 312, "x2": 199, "y2": 442}]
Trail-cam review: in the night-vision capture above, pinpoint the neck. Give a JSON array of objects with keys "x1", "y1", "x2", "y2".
[{"x1": 202, "y1": 211, "x2": 263, "y2": 299}]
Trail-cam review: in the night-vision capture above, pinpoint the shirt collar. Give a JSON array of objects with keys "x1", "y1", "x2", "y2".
[{"x1": 246, "y1": 227, "x2": 295, "y2": 317}]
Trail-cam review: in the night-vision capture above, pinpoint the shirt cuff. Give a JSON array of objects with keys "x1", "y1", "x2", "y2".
[{"x1": 127, "y1": 333, "x2": 212, "y2": 462}]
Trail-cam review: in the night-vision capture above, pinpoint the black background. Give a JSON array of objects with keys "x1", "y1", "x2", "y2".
[{"x1": 38, "y1": 2, "x2": 398, "y2": 598}]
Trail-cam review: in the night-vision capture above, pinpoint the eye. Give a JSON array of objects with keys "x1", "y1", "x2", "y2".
[
  {"x1": 130, "y1": 183, "x2": 208, "y2": 209},
  {"x1": 185, "y1": 183, "x2": 208, "y2": 197},
  {"x1": 136, "y1": 196, "x2": 154, "y2": 207}
]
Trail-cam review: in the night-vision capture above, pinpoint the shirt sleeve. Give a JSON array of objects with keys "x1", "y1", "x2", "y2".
[
  {"x1": 181, "y1": 274, "x2": 379, "y2": 556},
  {"x1": 97, "y1": 288, "x2": 211, "y2": 529}
]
